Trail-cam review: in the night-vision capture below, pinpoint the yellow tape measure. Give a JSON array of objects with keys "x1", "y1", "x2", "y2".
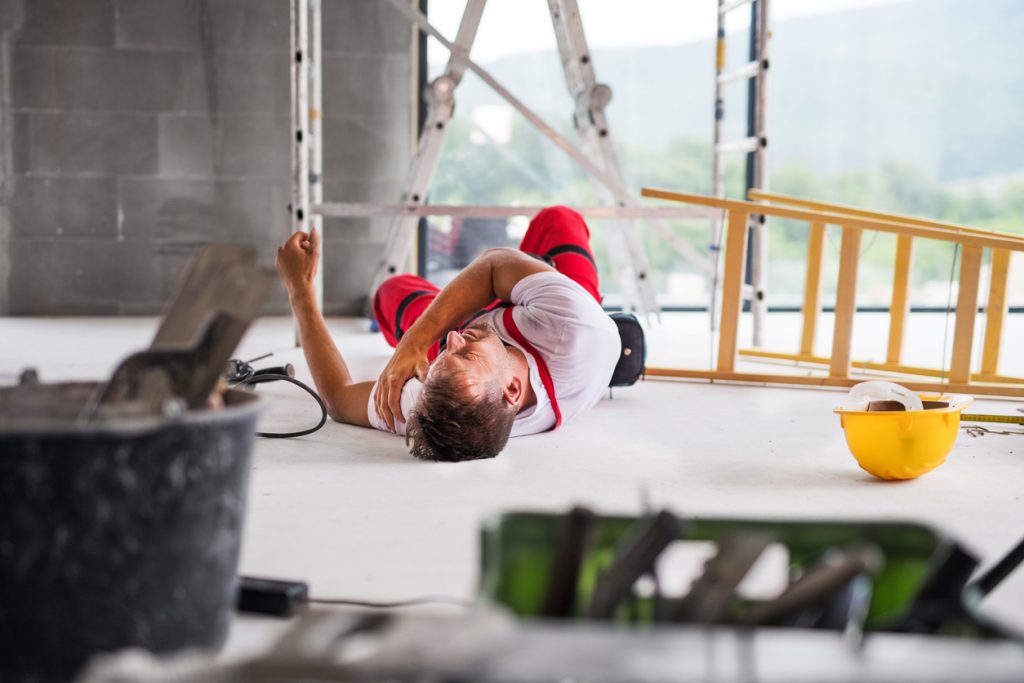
[{"x1": 961, "y1": 413, "x2": 1024, "y2": 425}]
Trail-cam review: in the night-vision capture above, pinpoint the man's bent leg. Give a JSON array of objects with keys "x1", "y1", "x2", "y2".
[
  {"x1": 373, "y1": 274, "x2": 443, "y2": 360},
  {"x1": 518, "y1": 206, "x2": 602, "y2": 303}
]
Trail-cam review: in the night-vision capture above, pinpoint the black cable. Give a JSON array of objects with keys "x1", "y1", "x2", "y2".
[
  {"x1": 306, "y1": 595, "x2": 475, "y2": 609},
  {"x1": 237, "y1": 577, "x2": 474, "y2": 617},
  {"x1": 226, "y1": 358, "x2": 328, "y2": 439},
  {"x1": 239, "y1": 373, "x2": 327, "y2": 439}
]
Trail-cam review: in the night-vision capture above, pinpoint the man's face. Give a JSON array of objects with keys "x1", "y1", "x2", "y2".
[{"x1": 427, "y1": 323, "x2": 510, "y2": 397}]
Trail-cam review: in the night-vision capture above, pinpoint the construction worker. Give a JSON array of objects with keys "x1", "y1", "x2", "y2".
[{"x1": 276, "y1": 206, "x2": 620, "y2": 461}]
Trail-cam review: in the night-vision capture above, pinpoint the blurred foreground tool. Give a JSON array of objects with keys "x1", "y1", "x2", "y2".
[
  {"x1": 539, "y1": 506, "x2": 596, "y2": 618},
  {"x1": 740, "y1": 544, "x2": 882, "y2": 628},
  {"x1": 479, "y1": 509, "x2": 1023, "y2": 640},
  {"x1": 895, "y1": 531, "x2": 1024, "y2": 634},
  {"x1": 79, "y1": 608, "x2": 1024, "y2": 683},
  {"x1": 87, "y1": 245, "x2": 272, "y2": 417},
  {"x1": 586, "y1": 510, "x2": 681, "y2": 619},
  {"x1": 665, "y1": 533, "x2": 775, "y2": 624}
]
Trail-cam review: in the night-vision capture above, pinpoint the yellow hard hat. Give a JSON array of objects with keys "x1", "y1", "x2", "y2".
[{"x1": 834, "y1": 382, "x2": 972, "y2": 480}]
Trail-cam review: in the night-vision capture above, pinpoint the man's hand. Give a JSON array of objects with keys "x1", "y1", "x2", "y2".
[
  {"x1": 370, "y1": 248, "x2": 552, "y2": 431},
  {"x1": 374, "y1": 341, "x2": 430, "y2": 432},
  {"x1": 276, "y1": 228, "x2": 319, "y2": 298},
  {"x1": 275, "y1": 225, "x2": 374, "y2": 429}
]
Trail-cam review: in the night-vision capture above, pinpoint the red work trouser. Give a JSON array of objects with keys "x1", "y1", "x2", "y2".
[{"x1": 372, "y1": 206, "x2": 601, "y2": 361}]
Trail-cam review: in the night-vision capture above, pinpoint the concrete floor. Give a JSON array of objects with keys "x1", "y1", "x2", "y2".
[{"x1": 4, "y1": 312, "x2": 1024, "y2": 637}]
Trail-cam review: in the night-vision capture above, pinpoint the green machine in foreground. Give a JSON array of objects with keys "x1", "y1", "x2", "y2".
[
  {"x1": 79, "y1": 507, "x2": 1024, "y2": 682},
  {"x1": 478, "y1": 508, "x2": 1022, "y2": 640}
]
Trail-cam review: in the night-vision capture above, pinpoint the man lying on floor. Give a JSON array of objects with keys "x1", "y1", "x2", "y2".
[{"x1": 276, "y1": 206, "x2": 620, "y2": 461}]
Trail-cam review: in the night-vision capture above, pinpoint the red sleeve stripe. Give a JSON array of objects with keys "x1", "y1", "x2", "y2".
[{"x1": 502, "y1": 307, "x2": 562, "y2": 430}]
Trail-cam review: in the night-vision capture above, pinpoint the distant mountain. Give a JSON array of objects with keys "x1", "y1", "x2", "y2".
[{"x1": 449, "y1": 0, "x2": 1024, "y2": 182}]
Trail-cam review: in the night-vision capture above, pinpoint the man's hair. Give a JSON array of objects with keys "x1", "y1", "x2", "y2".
[{"x1": 405, "y1": 370, "x2": 516, "y2": 462}]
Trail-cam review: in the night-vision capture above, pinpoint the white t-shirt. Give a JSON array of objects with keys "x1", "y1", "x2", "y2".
[{"x1": 367, "y1": 271, "x2": 620, "y2": 437}]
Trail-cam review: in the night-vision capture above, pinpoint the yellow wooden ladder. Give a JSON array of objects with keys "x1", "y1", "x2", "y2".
[{"x1": 641, "y1": 187, "x2": 1024, "y2": 398}]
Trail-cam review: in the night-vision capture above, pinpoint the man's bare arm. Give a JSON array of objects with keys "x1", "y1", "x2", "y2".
[
  {"x1": 276, "y1": 228, "x2": 373, "y2": 427},
  {"x1": 374, "y1": 248, "x2": 553, "y2": 430}
]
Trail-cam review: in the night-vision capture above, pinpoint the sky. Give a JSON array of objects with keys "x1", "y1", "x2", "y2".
[{"x1": 426, "y1": 0, "x2": 901, "y2": 66}]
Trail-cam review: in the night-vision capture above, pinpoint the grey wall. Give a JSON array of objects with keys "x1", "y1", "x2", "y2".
[{"x1": 0, "y1": 0, "x2": 412, "y2": 315}]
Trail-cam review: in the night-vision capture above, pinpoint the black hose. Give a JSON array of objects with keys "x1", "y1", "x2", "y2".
[{"x1": 227, "y1": 361, "x2": 327, "y2": 439}]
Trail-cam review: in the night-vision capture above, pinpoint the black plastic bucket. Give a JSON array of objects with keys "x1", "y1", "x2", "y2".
[{"x1": 0, "y1": 381, "x2": 262, "y2": 682}]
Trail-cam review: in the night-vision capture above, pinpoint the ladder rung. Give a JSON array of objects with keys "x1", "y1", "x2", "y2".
[
  {"x1": 719, "y1": 0, "x2": 754, "y2": 16},
  {"x1": 717, "y1": 60, "x2": 760, "y2": 85},
  {"x1": 313, "y1": 202, "x2": 718, "y2": 220},
  {"x1": 715, "y1": 137, "x2": 760, "y2": 155}
]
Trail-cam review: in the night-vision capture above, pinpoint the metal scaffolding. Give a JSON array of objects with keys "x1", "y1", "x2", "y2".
[{"x1": 290, "y1": 1, "x2": 723, "y2": 317}]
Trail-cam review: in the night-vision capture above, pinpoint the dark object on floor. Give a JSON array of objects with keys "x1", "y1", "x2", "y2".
[
  {"x1": 237, "y1": 576, "x2": 310, "y2": 618},
  {"x1": 608, "y1": 312, "x2": 646, "y2": 387},
  {"x1": 0, "y1": 381, "x2": 261, "y2": 683}
]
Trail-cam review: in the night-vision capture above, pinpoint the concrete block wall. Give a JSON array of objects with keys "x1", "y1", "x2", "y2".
[{"x1": 0, "y1": 0, "x2": 412, "y2": 315}]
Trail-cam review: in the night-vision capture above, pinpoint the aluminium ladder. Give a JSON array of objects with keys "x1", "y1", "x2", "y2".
[
  {"x1": 370, "y1": 0, "x2": 487, "y2": 307},
  {"x1": 291, "y1": 0, "x2": 717, "y2": 321},
  {"x1": 712, "y1": 0, "x2": 770, "y2": 345},
  {"x1": 369, "y1": 0, "x2": 707, "y2": 319}
]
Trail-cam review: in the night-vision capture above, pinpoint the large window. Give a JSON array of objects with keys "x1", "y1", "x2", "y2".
[{"x1": 422, "y1": 0, "x2": 1024, "y2": 309}]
